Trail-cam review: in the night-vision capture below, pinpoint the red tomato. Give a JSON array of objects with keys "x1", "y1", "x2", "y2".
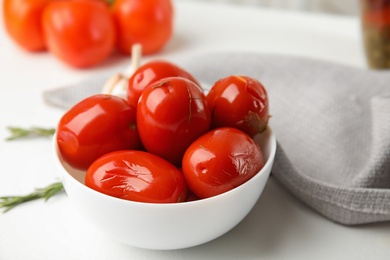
[
  {"x1": 85, "y1": 150, "x2": 187, "y2": 203},
  {"x1": 207, "y1": 75, "x2": 269, "y2": 137},
  {"x1": 137, "y1": 77, "x2": 211, "y2": 166},
  {"x1": 182, "y1": 127, "x2": 264, "y2": 199},
  {"x1": 127, "y1": 60, "x2": 201, "y2": 107},
  {"x1": 42, "y1": 0, "x2": 115, "y2": 68},
  {"x1": 111, "y1": 0, "x2": 174, "y2": 55},
  {"x1": 3, "y1": 0, "x2": 50, "y2": 51},
  {"x1": 56, "y1": 94, "x2": 140, "y2": 170}
]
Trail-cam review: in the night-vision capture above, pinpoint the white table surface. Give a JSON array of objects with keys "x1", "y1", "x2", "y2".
[{"x1": 1, "y1": 0, "x2": 390, "y2": 259}]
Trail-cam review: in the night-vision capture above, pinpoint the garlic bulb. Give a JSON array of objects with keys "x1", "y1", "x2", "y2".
[{"x1": 101, "y1": 44, "x2": 142, "y2": 99}]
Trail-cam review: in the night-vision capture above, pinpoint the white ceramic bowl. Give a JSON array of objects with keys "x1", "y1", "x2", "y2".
[{"x1": 53, "y1": 127, "x2": 276, "y2": 250}]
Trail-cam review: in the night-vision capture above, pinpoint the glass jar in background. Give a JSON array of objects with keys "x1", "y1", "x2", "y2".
[{"x1": 361, "y1": 0, "x2": 390, "y2": 69}]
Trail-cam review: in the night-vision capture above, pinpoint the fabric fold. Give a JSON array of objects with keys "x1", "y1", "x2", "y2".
[
  {"x1": 352, "y1": 93, "x2": 390, "y2": 189},
  {"x1": 273, "y1": 143, "x2": 390, "y2": 225}
]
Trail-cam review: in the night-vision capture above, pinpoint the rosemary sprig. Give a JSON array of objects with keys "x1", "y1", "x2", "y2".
[
  {"x1": 0, "y1": 182, "x2": 64, "y2": 213},
  {"x1": 5, "y1": 126, "x2": 55, "y2": 141}
]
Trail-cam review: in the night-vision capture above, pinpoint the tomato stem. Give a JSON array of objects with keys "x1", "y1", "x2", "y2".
[
  {"x1": 105, "y1": 0, "x2": 115, "y2": 6},
  {"x1": 0, "y1": 182, "x2": 64, "y2": 213},
  {"x1": 5, "y1": 126, "x2": 55, "y2": 141}
]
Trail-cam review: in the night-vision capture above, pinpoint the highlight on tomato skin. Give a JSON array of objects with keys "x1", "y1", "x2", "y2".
[
  {"x1": 85, "y1": 150, "x2": 187, "y2": 203},
  {"x1": 182, "y1": 127, "x2": 265, "y2": 199},
  {"x1": 127, "y1": 60, "x2": 201, "y2": 108},
  {"x1": 207, "y1": 75, "x2": 269, "y2": 138},
  {"x1": 136, "y1": 76, "x2": 212, "y2": 166},
  {"x1": 56, "y1": 94, "x2": 141, "y2": 171}
]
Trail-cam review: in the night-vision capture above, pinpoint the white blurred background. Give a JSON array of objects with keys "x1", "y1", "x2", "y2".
[{"x1": 185, "y1": 0, "x2": 359, "y2": 15}]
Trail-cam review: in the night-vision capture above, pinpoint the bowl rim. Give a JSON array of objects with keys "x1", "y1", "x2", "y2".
[{"x1": 54, "y1": 127, "x2": 277, "y2": 208}]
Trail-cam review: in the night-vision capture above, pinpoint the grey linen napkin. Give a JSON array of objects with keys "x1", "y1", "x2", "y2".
[{"x1": 43, "y1": 52, "x2": 390, "y2": 225}]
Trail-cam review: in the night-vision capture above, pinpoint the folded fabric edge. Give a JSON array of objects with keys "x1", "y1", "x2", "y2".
[{"x1": 272, "y1": 143, "x2": 390, "y2": 225}]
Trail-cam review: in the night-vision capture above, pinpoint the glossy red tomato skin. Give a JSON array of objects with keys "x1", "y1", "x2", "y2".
[
  {"x1": 137, "y1": 77, "x2": 211, "y2": 166},
  {"x1": 207, "y1": 75, "x2": 269, "y2": 137},
  {"x1": 42, "y1": 0, "x2": 115, "y2": 68},
  {"x1": 3, "y1": 0, "x2": 50, "y2": 51},
  {"x1": 85, "y1": 150, "x2": 187, "y2": 203},
  {"x1": 56, "y1": 94, "x2": 141, "y2": 170},
  {"x1": 127, "y1": 60, "x2": 201, "y2": 108},
  {"x1": 111, "y1": 0, "x2": 173, "y2": 55},
  {"x1": 182, "y1": 127, "x2": 264, "y2": 199}
]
